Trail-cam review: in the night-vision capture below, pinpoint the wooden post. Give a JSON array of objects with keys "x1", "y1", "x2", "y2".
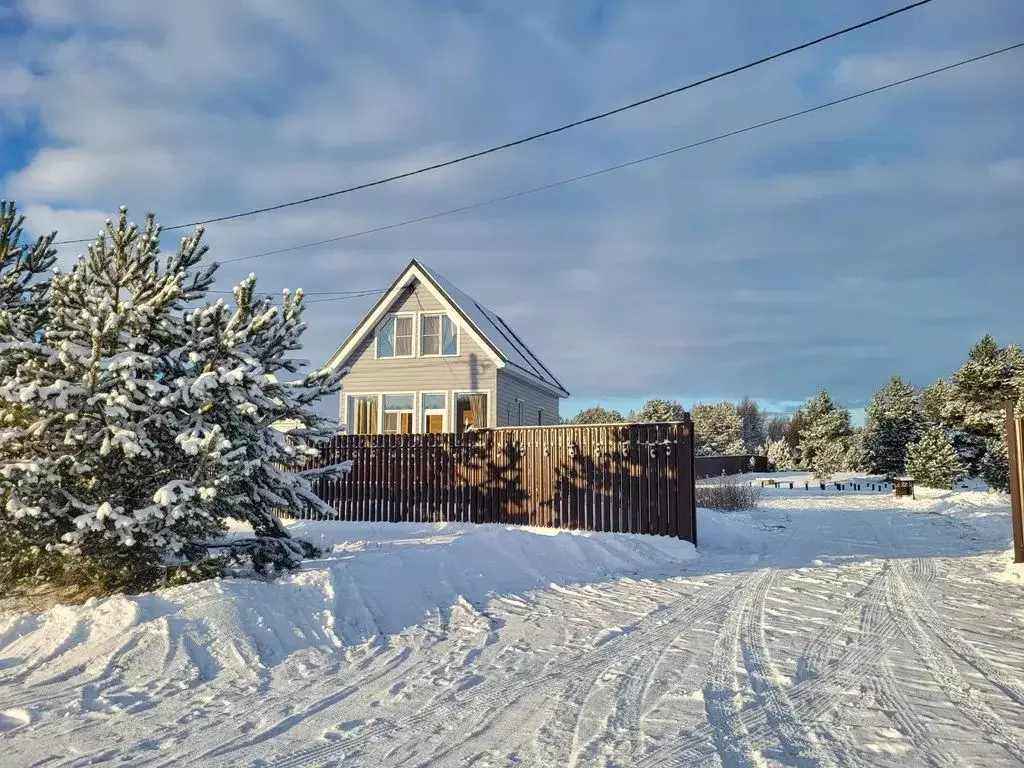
[{"x1": 1006, "y1": 404, "x2": 1024, "y2": 564}]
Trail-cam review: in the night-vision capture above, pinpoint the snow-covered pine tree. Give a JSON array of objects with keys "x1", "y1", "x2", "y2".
[
  {"x1": 979, "y1": 436, "x2": 1009, "y2": 493},
  {"x1": 926, "y1": 336, "x2": 1023, "y2": 475},
  {"x1": 764, "y1": 414, "x2": 791, "y2": 443},
  {"x1": 905, "y1": 426, "x2": 962, "y2": 489},
  {"x1": 949, "y1": 335, "x2": 1016, "y2": 437},
  {"x1": 737, "y1": 397, "x2": 766, "y2": 453},
  {"x1": 764, "y1": 438, "x2": 797, "y2": 471},
  {"x1": 633, "y1": 398, "x2": 686, "y2": 423},
  {"x1": 0, "y1": 200, "x2": 56, "y2": 367},
  {"x1": 691, "y1": 402, "x2": 745, "y2": 457},
  {"x1": 863, "y1": 375, "x2": 927, "y2": 478},
  {"x1": 570, "y1": 406, "x2": 626, "y2": 424},
  {"x1": 796, "y1": 390, "x2": 852, "y2": 479},
  {"x1": 0, "y1": 208, "x2": 344, "y2": 593},
  {"x1": 922, "y1": 378, "x2": 954, "y2": 425},
  {"x1": 842, "y1": 430, "x2": 871, "y2": 473},
  {"x1": 922, "y1": 376, "x2": 985, "y2": 475}
]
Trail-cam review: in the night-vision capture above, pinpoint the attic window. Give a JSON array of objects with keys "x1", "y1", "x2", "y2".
[
  {"x1": 378, "y1": 315, "x2": 413, "y2": 358},
  {"x1": 421, "y1": 314, "x2": 458, "y2": 356}
]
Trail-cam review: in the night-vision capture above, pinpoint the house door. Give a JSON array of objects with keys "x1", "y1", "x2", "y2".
[{"x1": 421, "y1": 393, "x2": 447, "y2": 434}]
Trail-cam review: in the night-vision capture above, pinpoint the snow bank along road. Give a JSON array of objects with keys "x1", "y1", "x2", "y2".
[{"x1": 2, "y1": 474, "x2": 1024, "y2": 767}]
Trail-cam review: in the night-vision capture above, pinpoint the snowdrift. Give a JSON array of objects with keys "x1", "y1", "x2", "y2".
[{"x1": 0, "y1": 523, "x2": 698, "y2": 687}]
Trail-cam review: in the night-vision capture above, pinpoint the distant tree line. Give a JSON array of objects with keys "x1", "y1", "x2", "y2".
[{"x1": 566, "y1": 334, "x2": 1023, "y2": 488}]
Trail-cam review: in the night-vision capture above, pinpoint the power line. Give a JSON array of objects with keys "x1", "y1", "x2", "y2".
[
  {"x1": 51, "y1": 0, "x2": 937, "y2": 246},
  {"x1": 207, "y1": 288, "x2": 383, "y2": 296},
  {"x1": 211, "y1": 42, "x2": 1024, "y2": 268},
  {"x1": 206, "y1": 288, "x2": 386, "y2": 302},
  {"x1": 305, "y1": 290, "x2": 387, "y2": 304}
]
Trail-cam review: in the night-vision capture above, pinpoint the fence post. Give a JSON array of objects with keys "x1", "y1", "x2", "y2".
[{"x1": 1006, "y1": 404, "x2": 1024, "y2": 564}]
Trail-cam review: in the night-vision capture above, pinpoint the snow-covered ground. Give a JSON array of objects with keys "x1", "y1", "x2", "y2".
[{"x1": 3, "y1": 473, "x2": 1024, "y2": 767}]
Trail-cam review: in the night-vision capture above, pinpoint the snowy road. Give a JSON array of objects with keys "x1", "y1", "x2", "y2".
[{"x1": 2, "y1": 477, "x2": 1024, "y2": 767}]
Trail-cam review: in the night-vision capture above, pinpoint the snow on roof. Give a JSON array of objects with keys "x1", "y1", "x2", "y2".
[{"x1": 416, "y1": 262, "x2": 569, "y2": 397}]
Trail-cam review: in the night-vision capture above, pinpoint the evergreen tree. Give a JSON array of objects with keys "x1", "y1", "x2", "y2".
[
  {"x1": 863, "y1": 375, "x2": 926, "y2": 478},
  {"x1": 737, "y1": 397, "x2": 766, "y2": 453},
  {"x1": 0, "y1": 200, "x2": 56, "y2": 369},
  {"x1": 843, "y1": 429, "x2": 871, "y2": 473},
  {"x1": 765, "y1": 414, "x2": 791, "y2": 443},
  {"x1": 691, "y1": 402, "x2": 745, "y2": 457},
  {"x1": 796, "y1": 390, "x2": 852, "y2": 479},
  {"x1": 783, "y1": 410, "x2": 806, "y2": 453},
  {"x1": 765, "y1": 438, "x2": 797, "y2": 471},
  {"x1": 979, "y1": 436, "x2": 1009, "y2": 493},
  {"x1": 926, "y1": 336, "x2": 1023, "y2": 475},
  {"x1": 0, "y1": 208, "x2": 344, "y2": 593},
  {"x1": 569, "y1": 405, "x2": 626, "y2": 425},
  {"x1": 922, "y1": 378, "x2": 954, "y2": 425},
  {"x1": 905, "y1": 427, "x2": 962, "y2": 489},
  {"x1": 949, "y1": 335, "x2": 1017, "y2": 437},
  {"x1": 633, "y1": 398, "x2": 686, "y2": 423}
]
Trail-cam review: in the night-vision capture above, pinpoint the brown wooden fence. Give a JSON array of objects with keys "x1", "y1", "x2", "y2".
[
  {"x1": 291, "y1": 421, "x2": 697, "y2": 543},
  {"x1": 1007, "y1": 405, "x2": 1024, "y2": 564},
  {"x1": 695, "y1": 454, "x2": 768, "y2": 478}
]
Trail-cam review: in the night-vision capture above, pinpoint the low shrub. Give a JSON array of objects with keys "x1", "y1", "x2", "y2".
[{"x1": 696, "y1": 474, "x2": 762, "y2": 511}]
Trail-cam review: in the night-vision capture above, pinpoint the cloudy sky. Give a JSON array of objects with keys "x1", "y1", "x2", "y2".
[{"x1": 2, "y1": 0, "x2": 1022, "y2": 419}]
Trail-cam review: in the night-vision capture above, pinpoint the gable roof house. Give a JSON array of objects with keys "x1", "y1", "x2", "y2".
[{"x1": 322, "y1": 260, "x2": 569, "y2": 435}]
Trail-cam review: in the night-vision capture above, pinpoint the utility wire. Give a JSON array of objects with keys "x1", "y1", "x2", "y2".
[
  {"x1": 207, "y1": 288, "x2": 383, "y2": 296},
  {"x1": 304, "y1": 290, "x2": 387, "y2": 304},
  {"x1": 51, "y1": 0, "x2": 937, "y2": 245},
  {"x1": 211, "y1": 42, "x2": 1023, "y2": 269}
]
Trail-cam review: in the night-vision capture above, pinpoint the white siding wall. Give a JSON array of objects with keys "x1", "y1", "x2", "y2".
[
  {"x1": 337, "y1": 278, "x2": 498, "y2": 431},
  {"x1": 496, "y1": 369, "x2": 561, "y2": 427}
]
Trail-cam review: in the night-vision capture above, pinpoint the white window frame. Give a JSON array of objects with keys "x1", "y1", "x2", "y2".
[
  {"x1": 418, "y1": 312, "x2": 459, "y2": 358},
  {"x1": 420, "y1": 391, "x2": 448, "y2": 433},
  {"x1": 452, "y1": 390, "x2": 490, "y2": 432},
  {"x1": 375, "y1": 312, "x2": 416, "y2": 359},
  {"x1": 381, "y1": 391, "x2": 416, "y2": 434},
  {"x1": 345, "y1": 393, "x2": 381, "y2": 434}
]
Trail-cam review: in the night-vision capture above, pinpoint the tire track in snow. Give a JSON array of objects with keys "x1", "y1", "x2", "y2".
[
  {"x1": 870, "y1": 662, "x2": 968, "y2": 768},
  {"x1": 644, "y1": 565, "x2": 901, "y2": 767},
  {"x1": 570, "y1": 595, "x2": 712, "y2": 766},
  {"x1": 885, "y1": 560, "x2": 1024, "y2": 764},
  {"x1": 534, "y1": 577, "x2": 739, "y2": 768},
  {"x1": 701, "y1": 569, "x2": 771, "y2": 768},
  {"x1": 381, "y1": 575, "x2": 745, "y2": 768},
  {"x1": 740, "y1": 570, "x2": 839, "y2": 768},
  {"x1": 259, "y1": 575, "x2": 748, "y2": 768},
  {"x1": 894, "y1": 560, "x2": 1024, "y2": 708}
]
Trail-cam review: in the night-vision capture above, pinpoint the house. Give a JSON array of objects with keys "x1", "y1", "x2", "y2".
[{"x1": 322, "y1": 260, "x2": 569, "y2": 434}]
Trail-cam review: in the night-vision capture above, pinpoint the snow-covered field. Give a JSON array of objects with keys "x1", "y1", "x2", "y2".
[{"x1": 3, "y1": 473, "x2": 1024, "y2": 767}]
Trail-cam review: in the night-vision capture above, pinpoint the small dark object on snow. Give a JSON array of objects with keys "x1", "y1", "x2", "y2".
[{"x1": 893, "y1": 477, "x2": 915, "y2": 498}]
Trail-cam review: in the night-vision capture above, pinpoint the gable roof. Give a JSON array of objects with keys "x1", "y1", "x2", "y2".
[{"x1": 323, "y1": 260, "x2": 569, "y2": 398}]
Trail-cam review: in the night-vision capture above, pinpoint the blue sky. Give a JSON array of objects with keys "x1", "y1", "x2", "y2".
[{"x1": 2, "y1": 0, "x2": 1022, "y2": 422}]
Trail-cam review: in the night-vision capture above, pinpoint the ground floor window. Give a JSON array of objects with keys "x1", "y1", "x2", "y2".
[
  {"x1": 421, "y1": 392, "x2": 447, "y2": 433},
  {"x1": 348, "y1": 395, "x2": 379, "y2": 434},
  {"x1": 455, "y1": 393, "x2": 488, "y2": 433},
  {"x1": 382, "y1": 393, "x2": 414, "y2": 434}
]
